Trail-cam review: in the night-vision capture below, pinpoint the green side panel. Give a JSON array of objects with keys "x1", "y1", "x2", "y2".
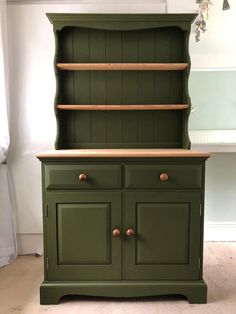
[
  {"x1": 125, "y1": 164, "x2": 202, "y2": 189},
  {"x1": 46, "y1": 191, "x2": 122, "y2": 281},
  {"x1": 136, "y1": 203, "x2": 189, "y2": 264},
  {"x1": 171, "y1": 72, "x2": 184, "y2": 103},
  {"x1": 45, "y1": 164, "x2": 121, "y2": 189},
  {"x1": 124, "y1": 191, "x2": 201, "y2": 280},
  {"x1": 57, "y1": 28, "x2": 73, "y2": 62},
  {"x1": 59, "y1": 111, "x2": 75, "y2": 144},
  {"x1": 57, "y1": 203, "x2": 111, "y2": 264}
]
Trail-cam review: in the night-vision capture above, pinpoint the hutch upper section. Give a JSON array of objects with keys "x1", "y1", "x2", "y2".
[{"x1": 47, "y1": 13, "x2": 196, "y2": 150}]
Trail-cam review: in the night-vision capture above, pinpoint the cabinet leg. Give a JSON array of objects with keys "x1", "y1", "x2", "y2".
[
  {"x1": 40, "y1": 284, "x2": 61, "y2": 305},
  {"x1": 186, "y1": 285, "x2": 207, "y2": 304},
  {"x1": 188, "y1": 294, "x2": 207, "y2": 304}
]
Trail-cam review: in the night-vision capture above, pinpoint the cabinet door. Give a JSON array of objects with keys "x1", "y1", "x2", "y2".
[
  {"x1": 124, "y1": 191, "x2": 201, "y2": 280},
  {"x1": 46, "y1": 192, "x2": 122, "y2": 280}
]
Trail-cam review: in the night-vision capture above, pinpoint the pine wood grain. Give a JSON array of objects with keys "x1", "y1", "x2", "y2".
[
  {"x1": 57, "y1": 63, "x2": 189, "y2": 71},
  {"x1": 36, "y1": 149, "x2": 210, "y2": 159},
  {"x1": 56, "y1": 104, "x2": 189, "y2": 111}
]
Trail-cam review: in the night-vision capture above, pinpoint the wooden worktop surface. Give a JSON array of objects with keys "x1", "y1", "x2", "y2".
[{"x1": 36, "y1": 149, "x2": 210, "y2": 159}]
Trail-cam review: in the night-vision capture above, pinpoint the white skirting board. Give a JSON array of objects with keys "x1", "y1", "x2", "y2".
[
  {"x1": 17, "y1": 223, "x2": 236, "y2": 255},
  {"x1": 17, "y1": 234, "x2": 43, "y2": 256}
]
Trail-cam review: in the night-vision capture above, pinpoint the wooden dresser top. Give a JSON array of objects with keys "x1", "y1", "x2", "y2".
[{"x1": 36, "y1": 149, "x2": 210, "y2": 159}]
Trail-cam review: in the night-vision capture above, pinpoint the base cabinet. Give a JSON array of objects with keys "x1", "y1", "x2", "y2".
[{"x1": 40, "y1": 159, "x2": 207, "y2": 304}]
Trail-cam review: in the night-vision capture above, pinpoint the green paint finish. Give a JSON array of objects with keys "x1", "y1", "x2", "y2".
[
  {"x1": 45, "y1": 164, "x2": 121, "y2": 189},
  {"x1": 189, "y1": 71, "x2": 236, "y2": 130},
  {"x1": 40, "y1": 157, "x2": 207, "y2": 304},
  {"x1": 46, "y1": 191, "x2": 122, "y2": 281},
  {"x1": 57, "y1": 203, "x2": 111, "y2": 264},
  {"x1": 57, "y1": 28, "x2": 184, "y2": 104},
  {"x1": 124, "y1": 191, "x2": 201, "y2": 280},
  {"x1": 136, "y1": 203, "x2": 190, "y2": 264},
  {"x1": 40, "y1": 280, "x2": 207, "y2": 304},
  {"x1": 125, "y1": 164, "x2": 202, "y2": 189},
  {"x1": 51, "y1": 14, "x2": 194, "y2": 149},
  {"x1": 39, "y1": 13, "x2": 208, "y2": 305},
  {"x1": 47, "y1": 13, "x2": 197, "y2": 31}
]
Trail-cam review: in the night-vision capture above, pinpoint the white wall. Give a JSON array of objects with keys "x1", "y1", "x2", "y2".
[{"x1": 5, "y1": 0, "x2": 236, "y2": 253}]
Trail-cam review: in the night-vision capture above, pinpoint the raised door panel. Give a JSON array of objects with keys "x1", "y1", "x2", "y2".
[
  {"x1": 46, "y1": 192, "x2": 122, "y2": 281},
  {"x1": 124, "y1": 191, "x2": 201, "y2": 280},
  {"x1": 136, "y1": 203, "x2": 189, "y2": 264},
  {"x1": 57, "y1": 203, "x2": 111, "y2": 265}
]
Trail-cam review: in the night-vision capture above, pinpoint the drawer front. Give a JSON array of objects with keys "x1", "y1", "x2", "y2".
[
  {"x1": 125, "y1": 164, "x2": 202, "y2": 189},
  {"x1": 45, "y1": 164, "x2": 121, "y2": 189}
]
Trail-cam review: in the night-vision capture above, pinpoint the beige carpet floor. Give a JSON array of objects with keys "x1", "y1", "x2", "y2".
[{"x1": 0, "y1": 242, "x2": 236, "y2": 314}]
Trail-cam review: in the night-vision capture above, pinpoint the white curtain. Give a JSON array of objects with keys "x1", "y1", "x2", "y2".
[{"x1": 0, "y1": 0, "x2": 17, "y2": 267}]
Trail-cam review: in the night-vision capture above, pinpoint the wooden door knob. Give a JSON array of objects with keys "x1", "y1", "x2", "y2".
[
  {"x1": 126, "y1": 228, "x2": 135, "y2": 237},
  {"x1": 160, "y1": 173, "x2": 169, "y2": 182},
  {"x1": 112, "y1": 228, "x2": 121, "y2": 237},
  {"x1": 79, "y1": 173, "x2": 87, "y2": 182}
]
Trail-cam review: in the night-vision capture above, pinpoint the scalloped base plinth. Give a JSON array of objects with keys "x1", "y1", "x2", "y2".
[{"x1": 40, "y1": 280, "x2": 207, "y2": 305}]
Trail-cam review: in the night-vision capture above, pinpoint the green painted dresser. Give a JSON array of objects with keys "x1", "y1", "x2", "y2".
[{"x1": 36, "y1": 14, "x2": 210, "y2": 304}]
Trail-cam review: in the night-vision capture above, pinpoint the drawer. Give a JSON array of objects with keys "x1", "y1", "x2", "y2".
[
  {"x1": 125, "y1": 164, "x2": 202, "y2": 189},
  {"x1": 45, "y1": 164, "x2": 121, "y2": 189}
]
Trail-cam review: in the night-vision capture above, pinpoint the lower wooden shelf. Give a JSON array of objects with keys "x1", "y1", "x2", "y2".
[
  {"x1": 56, "y1": 63, "x2": 189, "y2": 71},
  {"x1": 56, "y1": 104, "x2": 189, "y2": 111}
]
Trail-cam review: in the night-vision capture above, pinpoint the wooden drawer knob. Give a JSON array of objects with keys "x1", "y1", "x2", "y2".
[
  {"x1": 79, "y1": 173, "x2": 87, "y2": 182},
  {"x1": 112, "y1": 228, "x2": 121, "y2": 237},
  {"x1": 160, "y1": 173, "x2": 169, "y2": 182},
  {"x1": 126, "y1": 228, "x2": 135, "y2": 237}
]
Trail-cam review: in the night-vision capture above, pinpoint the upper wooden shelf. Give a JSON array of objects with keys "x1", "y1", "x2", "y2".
[
  {"x1": 57, "y1": 63, "x2": 189, "y2": 71},
  {"x1": 57, "y1": 104, "x2": 189, "y2": 111}
]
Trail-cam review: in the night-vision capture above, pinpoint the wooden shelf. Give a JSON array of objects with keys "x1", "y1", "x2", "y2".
[
  {"x1": 57, "y1": 104, "x2": 189, "y2": 111},
  {"x1": 57, "y1": 63, "x2": 189, "y2": 71}
]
